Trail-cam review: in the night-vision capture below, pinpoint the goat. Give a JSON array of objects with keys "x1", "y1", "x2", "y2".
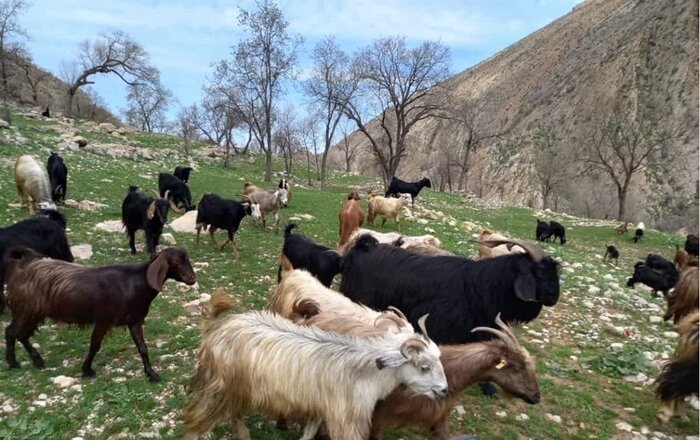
[
  {"x1": 46, "y1": 152, "x2": 67, "y2": 204},
  {"x1": 278, "y1": 224, "x2": 342, "y2": 287},
  {"x1": 14, "y1": 154, "x2": 56, "y2": 215},
  {"x1": 338, "y1": 192, "x2": 364, "y2": 246},
  {"x1": 182, "y1": 292, "x2": 448, "y2": 440},
  {"x1": 674, "y1": 245, "x2": 692, "y2": 270},
  {"x1": 626, "y1": 261, "x2": 678, "y2": 297},
  {"x1": 616, "y1": 223, "x2": 629, "y2": 235},
  {"x1": 173, "y1": 166, "x2": 194, "y2": 183},
  {"x1": 367, "y1": 194, "x2": 410, "y2": 231},
  {"x1": 340, "y1": 235, "x2": 560, "y2": 345},
  {"x1": 664, "y1": 267, "x2": 699, "y2": 324},
  {"x1": 633, "y1": 228, "x2": 644, "y2": 243},
  {"x1": 195, "y1": 193, "x2": 260, "y2": 258},
  {"x1": 403, "y1": 242, "x2": 454, "y2": 256},
  {"x1": 3, "y1": 247, "x2": 196, "y2": 381},
  {"x1": 535, "y1": 219, "x2": 550, "y2": 242},
  {"x1": 0, "y1": 215, "x2": 74, "y2": 313},
  {"x1": 543, "y1": 221, "x2": 566, "y2": 244},
  {"x1": 478, "y1": 229, "x2": 525, "y2": 259},
  {"x1": 645, "y1": 254, "x2": 678, "y2": 280},
  {"x1": 339, "y1": 228, "x2": 442, "y2": 255},
  {"x1": 244, "y1": 184, "x2": 288, "y2": 230},
  {"x1": 685, "y1": 234, "x2": 699, "y2": 257},
  {"x1": 41, "y1": 106, "x2": 50, "y2": 118},
  {"x1": 121, "y1": 186, "x2": 171, "y2": 256},
  {"x1": 158, "y1": 172, "x2": 195, "y2": 213},
  {"x1": 385, "y1": 176, "x2": 431, "y2": 206},
  {"x1": 603, "y1": 245, "x2": 619, "y2": 265},
  {"x1": 655, "y1": 310, "x2": 699, "y2": 424}
]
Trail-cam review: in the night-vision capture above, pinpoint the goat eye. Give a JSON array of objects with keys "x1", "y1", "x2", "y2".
[{"x1": 420, "y1": 365, "x2": 431, "y2": 373}]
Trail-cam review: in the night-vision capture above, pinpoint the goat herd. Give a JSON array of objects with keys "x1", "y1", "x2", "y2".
[{"x1": 2, "y1": 151, "x2": 698, "y2": 439}]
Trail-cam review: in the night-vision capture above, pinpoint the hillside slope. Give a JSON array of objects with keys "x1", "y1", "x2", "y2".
[{"x1": 333, "y1": 0, "x2": 698, "y2": 229}]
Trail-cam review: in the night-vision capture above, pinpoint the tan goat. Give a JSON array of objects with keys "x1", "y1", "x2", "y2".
[{"x1": 367, "y1": 194, "x2": 410, "y2": 231}]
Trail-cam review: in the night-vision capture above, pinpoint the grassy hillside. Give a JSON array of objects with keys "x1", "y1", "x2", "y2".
[{"x1": 0, "y1": 113, "x2": 696, "y2": 440}]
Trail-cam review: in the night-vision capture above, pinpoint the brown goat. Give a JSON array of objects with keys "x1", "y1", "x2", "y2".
[
  {"x1": 403, "y1": 243, "x2": 454, "y2": 256},
  {"x1": 673, "y1": 245, "x2": 695, "y2": 271},
  {"x1": 616, "y1": 223, "x2": 629, "y2": 235},
  {"x1": 664, "y1": 266, "x2": 699, "y2": 324},
  {"x1": 4, "y1": 247, "x2": 196, "y2": 381},
  {"x1": 338, "y1": 192, "x2": 364, "y2": 246}
]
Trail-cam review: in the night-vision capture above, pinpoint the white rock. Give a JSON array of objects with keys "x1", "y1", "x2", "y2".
[
  {"x1": 168, "y1": 210, "x2": 198, "y2": 233},
  {"x1": 98, "y1": 122, "x2": 116, "y2": 133},
  {"x1": 610, "y1": 342, "x2": 624, "y2": 349},
  {"x1": 495, "y1": 410, "x2": 507, "y2": 418},
  {"x1": 641, "y1": 426, "x2": 650, "y2": 435},
  {"x1": 298, "y1": 213, "x2": 315, "y2": 220},
  {"x1": 616, "y1": 421, "x2": 633, "y2": 432},
  {"x1": 194, "y1": 262, "x2": 209, "y2": 267},
  {"x1": 545, "y1": 413, "x2": 562, "y2": 424},
  {"x1": 94, "y1": 220, "x2": 124, "y2": 233},
  {"x1": 72, "y1": 437, "x2": 85, "y2": 440},
  {"x1": 603, "y1": 274, "x2": 614, "y2": 280},
  {"x1": 583, "y1": 300, "x2": 595, "y2": 309},
  {"x1": 515, "y1": 413, "x2": 530, "y2": 421},
  {"x1": 198, "y1": 293, "x2": 211, "y2": 303},
  {"x1": 161, "y1": 233, "x2": 176, "y2": 245},
  {"x1": 572, "y1": 262, "x2": 583, "y2": 269},
  {"x1": 623, "y1": 373, "x2": 647, "y2": 384},
  {"x1": 52, "y1": 375, "x2": 77, "y2": 389},
  {"x1": 453, "y1": 405, "x2": 466, "y2": 416},
  {"x1": 38, "y1": 393, "x2": 48, "y2": 400},
  {"x1": 2, "y1": 404, "x2": 13, "y2": 413},
  {"x1": 70, "y1": 244, "x2": 93, "y2": 260},
  {"x1": 0, "y1": 119, "x2": 9, "y2": 128},
  {"x1": 417, "y1": 218, "x2": 429, "y2": 224},
  {"x1": 662, "y1": 331, "x2": 677, "y2": 339},
  {"x1": 33, "y1": 400, "x2": 47, "y2": 407},
  {"x1": 587, "y1": 286, "x2": 601, "y2": 295},
  {"x1": 649, "y1": 316, "x2": 663, "y2": 324}
]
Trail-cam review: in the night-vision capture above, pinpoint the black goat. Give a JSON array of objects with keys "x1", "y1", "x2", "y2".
[
  {"x1": 385, "y1": 177, "x2": 431, "y2": 206},
  {"x1": 626, "y1": 262, "x2": 678, "y2": 297},
  {"x1": 158, "y1": 172, "x2": 195, "y2": 212},
  {"x1": 121, "y1": 186, "x2": 171, "y2": 256},
  {"x1": 195, "y1": 193, "x2": 259, "y2": 258},
  {"x1": 277, "y1": 223, "x2": 342, "y2": 287},
  {"x1": 3, "y1": 246, "x2": 196, "y2": 381},
  {"x1": 36, "y1": 208, "x2": 67, "y2": 229},
  {"x1": 0, "y1": 215, "x2": 74, "y2": 313},
  {"x1": 603, "y1": 245, "x2": 619, "y2": 265},
  {"x1": 535, "y1": 219, "x2": 550, "y2": 242},
  {"x1": 685, "y1": 234, "x2": 699, "y2": 257},
  {"x1": 174, "y1": 166, "x2": 194, "y2": 183},
  {"x1": 546, "y1": 221, "x2": 566, "y2": 244},
  {"x1": 46, "y1": 152, "x2": 67, "y2": 204},
  {"x1": 633, "y1": 228, "x2": 644, "y2": 243},
  {"x1": 41, "y1": 106, "x2": 50, "y2": 118},
  {"x1": 645, "y1": 254, "x2": 678, "y2": 279}
]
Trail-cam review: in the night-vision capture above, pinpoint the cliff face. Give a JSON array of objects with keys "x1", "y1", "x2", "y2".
[{"x1": 332, "y1": 0, "x2": 699, "y2": 229}]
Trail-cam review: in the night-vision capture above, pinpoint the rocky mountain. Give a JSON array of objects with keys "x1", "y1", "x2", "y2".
[{"x1": 331, "y1": 0, "x2": 698, "y2": 230}]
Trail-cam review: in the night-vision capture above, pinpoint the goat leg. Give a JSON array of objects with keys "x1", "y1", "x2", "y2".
[
  {"x1": 232, "y1": 238, "x2": 239, "y2": 259},
  {"x1": 82, "y1": 323, "x2": 110, "y2": 377},
  {"x1": 128, "y1": 323, "x2": 159, "y2": 382},
  {"x1": 5, "y1": 321, "x2": 20, "y2": 369},
  {"x1": 195, "y1": 227, "x2": 201, "y2": 247},
  {"x1": 233, "y1": 418, "x2": 251, "y2": 440},
  {"x1": 128, "y1": 230, "x2": 137, "y2": 254},
  {"x1": 209, "y1": 228, "x2": 221, "y2": 249},
  {"x1": 431, "y1": 420, "x2": 451, "y2": 440},
  {"x1": 19, "y1": 336, "x2": 44, "y2": 369},
  {"x1": 299, "y1": 419, "x2": 323, "y2": 440}
]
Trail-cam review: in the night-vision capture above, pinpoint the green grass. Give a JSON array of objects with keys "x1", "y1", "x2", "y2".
[{"x1": 0, "y1": 110, "x2": 697, "y2": 439}]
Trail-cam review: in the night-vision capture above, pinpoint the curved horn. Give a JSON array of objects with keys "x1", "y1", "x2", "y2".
[
  {"x1": 163, "y1": 190, "x2": 171, "y2": 200},
  {"x1": 417, "y1": 314, "x2": 431, "y2": 340},
  {"x1": 493, "y1": 313, "x2": 521, "y2": 348},
  {"x1": 152, "y1": 190, "x2": 161, "y2": 198},
  {"x1": 169, "y1": 200, "x2": 184, "y2": 213},
  {"x1": 374, "y1": 313, "x2": 406, "y2": 330},
  {"x1": 479, "y1": 238, "x2": 545, "y2": 262},
  {"x1": 387, "y1": 306, "x2": 408, "y2": 323}
]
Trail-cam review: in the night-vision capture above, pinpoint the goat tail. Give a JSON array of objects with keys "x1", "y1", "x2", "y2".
[
  {"x1": 290, "y1": 298, "x2": 321, "y2": 322},
  {"x1": 284, "y1": 223, "x2": 297, "y2": 239},
  {"x1": 279, "y1": 254, "x2": 294, "y2": 280},
  {"x1": 207, "y1": 289, "x2": 237, "y2": 321}
]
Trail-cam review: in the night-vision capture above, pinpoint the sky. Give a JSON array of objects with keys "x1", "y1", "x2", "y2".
[{"x1": 19, "y1": 0, "x2": 582, "y2": 122}]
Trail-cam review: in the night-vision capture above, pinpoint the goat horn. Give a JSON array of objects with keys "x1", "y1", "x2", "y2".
[
  {"x1": 478, "y1": 238, "x2": 545, "y2": 262},
  {"x1": 387, "y1": 306, "x2": 408, "y2": 323},
  {"x1": 417, "y1": 314, "x2": 431, "y2": 341},
  {"x1": 163, "y1": 190, "x2": 171, "y2": 200},
  {"x1": 169, "y1": 200, "x2": 184, "y2": 213},
  {"x1": 374, "y1": 313, "x2": 406, "y2": 330},
  {"x1": 152, "y1": 190, "x2": 161, "y2": 198},
  {"x1": 494, "y1": 313, "x2": 521, "y2": 348}
]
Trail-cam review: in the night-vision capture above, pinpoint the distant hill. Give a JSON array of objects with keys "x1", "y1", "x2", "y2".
[
  {"x1": 332, "y1": 0, "x2": 699, "y2": 230},
  {"x1": 5, "y1": 51, "x2": 118, "y2": 123}
]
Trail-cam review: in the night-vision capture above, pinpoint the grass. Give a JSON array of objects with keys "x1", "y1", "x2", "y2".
[{"x1": 0, "y1": 109, "x2": 697, "y2": 439}]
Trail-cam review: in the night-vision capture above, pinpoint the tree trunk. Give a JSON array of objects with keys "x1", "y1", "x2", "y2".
[
  {"x1": 264, "y1": 150, "x2": 272, "y2": 181},
  {"x1": 320, "y1": 151, "x2": 328, "y2": 189},
  {"x1": 223, "y1": 142, "x2": 232, "y2": 169},
  {"x1": 617, "y1": 187, "x2": 628, "y2": 221},
  {"x1": 305, "y1": 148, "x2": 312, "y2": 186},
  {"x1": 66, "y1": 88, "x2": 76, "y2": 118}
]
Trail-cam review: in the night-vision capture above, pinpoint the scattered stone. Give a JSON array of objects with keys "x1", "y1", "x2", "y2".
[
  {"x1": 610, "y1": 342, "x2": 624, "y2": 349},
  {"x1": 183, "y1": 300, "x2": 202, "y2": 314},
  {"x1": 587, "y1": 286, "x2": 601, "y2": 295},
  {"x1": 98, "y1": 122, "x2": 117, "y2": 133},
  {"x1": 247, "y1": 155, "x2": 257, "y2": 164},
  {"x1": 94, "y1": 220, "x2": 123, "y2": 233},
  {"x1": 616, "y1": 421, "x2": 633, "y2": 432},
  {"x1": 161, "y1": 233, "x2": 177, "y2": 245},
  {"x1": 0, "y1": 119, "x2": 9, "y2": 129},
  {"x1": 52, "y1": 375, "x2": 77, "y2": 389},
  {"x1": 37, "y1": 393, "x2": 47, "y2": 401},
  {"x1": 2, "y1": 404, "x2": 14, "y2": 414},
  {"x1": 168, "y1": 210, "x2": 198, "y2": 233},
  {"x1": 641, "y1": 427, "x2": 650, "y2": 435},
  {"x1": 417, "y1": 218, "x2": 429, "y2": 224},
  {"x1": 64, "y1": 199, "x2": 108, "y2": 211},
  {"x1": 515, "y1": 413, "x2": 529, "y2": 421},
  {"x1": 649, "y1": 316, "x2": 663, "y2": 324},
  {"x1": 194, "y1": 262, "x2": 209, "y2": 268},
  {"x1": 662, "y1": 331, "x2": 677, "y2": 339},
  {"x1": 623, "y1": 373, "x2": 647, "y2": 384},
  {"x1": 545, "y1": 413, "x2": 562, "y2": 424},
  {"x1": 73, "y1": 136, "x2": 88, "y2": 147},
  {"x1": 71, "y1": 244, "x2": 93, "y2": 260},
  {"x1": 495, "y1": 410, "x2": 507, "y2": 418},
  {"x1": 298, "y1": 213, "x2": 315, "y2": 220},
  {"x1": 453, "y1": 405, "x2": 466, "y2": 417}
]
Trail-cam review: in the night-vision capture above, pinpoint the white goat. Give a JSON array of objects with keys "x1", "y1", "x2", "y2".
[
  {"x1": 182, "y1": 294, "x2": 448, "y2": 440},
  {"x1": 338, "y1": 228, "x2": 442, "y2": 255},
  {"x1": 14, "y1": 155, "x2": 56, "y2": 215},
  {"x1": 245, "y1": 184, "x2": 288, "y2": 230},
  {"x1": 367, "y1": 194, "x2": 410, "y2": 231},
  {"x1": 478, "y1": 229, "x2": 525, "y2": 259}
]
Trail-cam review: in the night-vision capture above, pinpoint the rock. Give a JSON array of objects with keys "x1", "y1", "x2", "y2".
[
  {"x1": 72, "y1": 437, "x2": 84, "y2": 440},
  {"x1": 417, "y1": 218, "x2": 429, "y2": 224},
  {"x1": 71, "y1": 244, "x2": 93, "y2": 260},
  {"x1": 2, "y1": 404, "x2": 13, "y2": 413},
  {"x1": 247, "y1": 155, "x2": 257, "y2": 164},
  {"x1": 545, "y1": 413, "x2": 562, "y2": 424},
  {"x1": 616, "y1": 421, "x2": 633, "y2": 432},
  {"x1": 161, "y1": 233, "x2": 177, "y2": 245},
  {"x1": 64, "y1": 199, "x2": 108, "y2": 211},
  {"x1": 52, "y1": 375, "x2": 77, "y2": 389},
  {"x1": 495, "y1": 410, "x2": 507, "y2": 418},
  {"x1": 587, "y1": 286, "x2": 601, "y2": 295},
  {"x1": 168, "y1": 210, "x2": 198, "y2": 233},
  {"x1": 298, "y1": 213, "x2": 315, "y2": 220},
  {"x1": 37, "y1": 393, "x2": 48, "y2": 400},
  {"x1": 94, "y1": 220, "x2": 124, "y2": 233},
  {"x1": 610, "y1": 342, "x2": 624, "y2": 349},
  {"x1": 623, "y1": 373, "x2": 647, "y2": 384},
  {"x1": 199, "y1": 293, "x2": 211, "y2": 303},
  {"x1": 73, "y1": 136, "x2": 88, "y2": 147},
  {"x1": 0, "y1": 118, "x2": 9, "y2": 128},
  {"x1": 98, "y1": 122, "x2": 117, "y2": 133},
  {"x1": 515, "y1": 413, "x2": 530, "y2": 421},
  {"x1": 453, "y1": 405, "x2": 466, "y2": 416},
  {"x1": 649, "y1": 316, "x2": 663, "y2": 324},
  {"x1": 183, "y1": 300, "x2": 201, "y2": 314},
  {"x1": 662, "y1": 331, "x2": 677, "y2": 339}
]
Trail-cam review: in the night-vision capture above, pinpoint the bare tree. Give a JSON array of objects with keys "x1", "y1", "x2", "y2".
[
  {"x1": 580, "y1": 104, "x2": 677, "y2": 221},
  {"x1": 0, "y1": 0, "x2": 28, "y2": 122},
  {"x1": 274, "y1": 104, "x2": 298, "y2": 175},
  {"x1": 214, "y1": 0, "x2": 301, "y2": 181},
  {"x1": 62, "y1": 30, "x2": 158, "y2": 118},
  {"x1": 336, "y1": 120, "x2": 358, "y2": 173},
  {"x1": 10, "y1": 47, "x2": 46, "y2": 106},
  {"x1": 300, "y1": 116, "x2": 321, "y2": 185},
  {"x1": 123, "y1": 81, "x2": 172, "y2": 133},
  {"x1": 530, "y1": 122, "x2": 568, "y2": 210},
  {"x1": 176, "y1": 105, "x2": 198, "y2": 156},
  {"x1": 75, "y1": 87, "x2": 106, "y2": 121},
  {"x1": 303, "y1": 36, "x2": 350, "y2": 188},
  {"x1": 340, "y1": 36, "x2": 451, "y2": 188}
]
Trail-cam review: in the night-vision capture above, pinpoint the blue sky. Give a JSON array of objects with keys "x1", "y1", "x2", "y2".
[{"x1": 20, "y1": 0, "x2": 581, "y2": 121}]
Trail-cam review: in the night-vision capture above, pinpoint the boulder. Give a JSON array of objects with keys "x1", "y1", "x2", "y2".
[
  {"x1": 169, "y1": 210, "x2": 198, "y2": 233},
  {"x1": 98, "y1": 122, "x2": 117, "y2": 133},
  {"x1": 0, "y1": 119, "x2": 9, "y2": 129},
  {"x1": 73, "y1": 136, "x2": 88, "y2": 148},
  {"x1": 70, "y1": 244, "x2": 93, "y2": 260}
]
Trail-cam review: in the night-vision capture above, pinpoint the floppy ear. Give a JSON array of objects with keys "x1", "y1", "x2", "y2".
[
  {"x1": 147, "y1": 252, "x2": 170, "y2": 290},
  {"x1": 376, "y1": 351, "x2": 408, "y2": 370},
  {"x1": 514, "y1": 261, "x2": 538, "y2": 302},
  {"x1": 147, "y1": 201, "x2": 156, "y2": 219}
]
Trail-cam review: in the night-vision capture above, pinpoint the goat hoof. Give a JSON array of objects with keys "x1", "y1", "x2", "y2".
[
  {"x1": 82, "y1": 368, "x2": 96, "y2": 377},
  {"x1": 32, "y1": 359, "x2": 45, "y2": 369},
  {"x1": 147, "y1": 371, "x2": 161, "y2": 382},
  {"x1": 7, "y1": 361, "x2": 20, "y2": 369}
]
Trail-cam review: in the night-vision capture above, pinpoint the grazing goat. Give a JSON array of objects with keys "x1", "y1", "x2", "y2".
[
  {"x1": 340, "y1": 235, "x2": 560, "y2": 345},
  {"x1": 633, "y1": 228, "x2": 644, "y2": 243},
  {"x1": 121, "y1": 186, "x2": 171, "y2": 256},
  {"x1": 338, "y1": 192, "x2": 364, "y2": 246},
  {"x1": 278, "y1": 224, "x2": 342, "y2": 287},
  {"x1": 645, "y1": 254, "x2": 678, "y2": 279},
  {"x1": 182, "y1": 292, "x2": 448, "y2": 440},
  {"x1": 603, "y1": 245, "x2": 619, "y2": 265},
  {"x1": 616, "y1": 223, "x2": 629, "y2": 235},
  {"x1": 685, "y1": 234, "x2": 699, "y2": 257},
  {"x1": 655, "y1": 310, "x2": 699, "y2": 424},
  {"x1": 535, "y1": 219, "x2": 550, "y2": 242},
  {"x1": 195, "y1": 193, "x2": 260, "y2": 258},
  {"x1": 4, "y1": 247, "x2": 196, "y2": 381},
  {"x1": 0, "y1": 215, "x2": 74, "y2": 313},
  {"x1": 543, "y1": 221, "x2": 566, "y2": 244},
  {"x1": 173, "y1": 166, "x2": 194, "y2": 183},
  {"x1": 14, "y1": 154, "x2": 56, "y2": 215},
  {"x1": 367, "y1": 194, "x2": 410, "y2": 231},
  {"x1": 158, "y1": 172, "x2": 195, "y2": 213},
  {"x1": 385, "y1": 176, "x2": 431, "y2": 206},
  {"x1": 664, "y1": 267, "x2": 699, "y2": 324},
  {"x1": 46, "y1": 152, "x2": 67, "y2": 204},
  {"x1": 626, "y1": 261, "x2": 678, "y2": 297},
  {"x1": 244, "y1": 183, "x2": 288, "y2": 230},
  {"x1": 478, "y1": 229, "x2": 525, "y2": 259}
]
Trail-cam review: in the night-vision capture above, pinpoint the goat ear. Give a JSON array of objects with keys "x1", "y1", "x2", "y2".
[
  {"x1": 147, "y1": 201, "x2": 156, "y2": 219},
  {"x1": 514, "y1": 262, "x2": 538, "y2": 302},
  {"x1": 376, "y1": 351, "x2": 408, "y2": 370},
  {"x1": 147, "y1": 252, "x2": 170, "y2": 291}
]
